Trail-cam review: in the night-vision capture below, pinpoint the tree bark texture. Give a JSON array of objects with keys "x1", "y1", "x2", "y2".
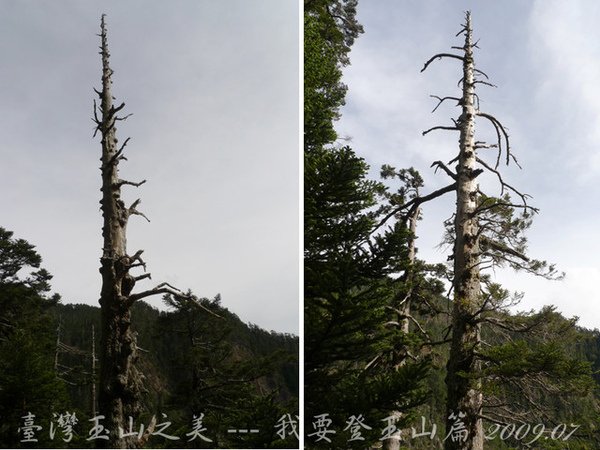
[
  {"x1": 382, "y1": 207, "x2": 419, "y2": 450},
  {"x1": 96, "y1": 16, "x2": 144, "y2": 449},
  {"x1": 445, "y1": 12, "x2": 483, "y2": 450}
]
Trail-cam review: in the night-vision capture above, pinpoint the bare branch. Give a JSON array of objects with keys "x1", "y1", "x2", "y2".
[
  {"x1": 130, "y1": 209, "x2": 150, "y2": 223},
  {"x1": 373, "y1": 183, "x2": 457, "y2": 232},
  {"x1": 128, "y1": 199, "x2": 150, "y2": 223},
  {"x1": 385, "y1": 306, "x2": 430, "y2": 339},
  {"x1": 430, "y1": 95, "x2": 461, "y2": 113},
  {"x1": 111, "y1": 102, "x2": 125, "y2": 115},
  {"x1": 129, "y1": 282, "x2": 186, "y2": 302},
  {"x1": 431, "y1": 160, "x2": 457, "y2": 180},
  {"x1": 92, "y1": 100, "x2": 102, "y2": 137},
  {"x1": 474, "y1": 142, "x2": 498, "y2": 150},
  {"x1": 114, "y1": 113, "x2": 133, "y2": 122},
  {"x1": 473, "y1": 80, "x2": 497, "y2": 88},
  {"x1": 422, "y1": 125, "x2": 459, "y2": 136},
  {"x1": 129, "y1": 199, "x2": 142, "y2": 211},
  {"x1": 474, "y1": 68, "x2": 489, "y2": 80},
  {"x1": 475, "y1": 157, "x2": 532, "y2": 205},
  {"x1": 482, "y1": 316, "x2": 543, "y2": 334},
  {"x1": 476, "y1": 112, "x2": 520, "y2": 168},
  {"x1": 421, "y1": 53, "x2": 464, "y2": 72},
  {"x1": 116, "y1": 178, "x2": 147, "y2": 189},
  {"x1": 480, "y1": 235, "x2": 530, "y2": 262},
  {"x1": 475, "y1": 199, "x2": 538, "y2": 216},
  {"x1": 101, "y1": 137, "x2": 131, "y2": 169},
  {"x1": 134, "y1": 273, "x2": 151, "y2": 282},
  {"x1": 455, "y1": 26, "x2": 468, "y2": 37}
]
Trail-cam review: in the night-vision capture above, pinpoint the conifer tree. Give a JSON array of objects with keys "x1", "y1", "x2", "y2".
[
  {"x1": 0, "y1": 227, "x2": 68, "y2": 448},
  {"x1": 304, "y1": 2, "x2": 433, "y2": 447},
  {"x1": 414, "y1": 12, "x2": 561, "y2": 449}
]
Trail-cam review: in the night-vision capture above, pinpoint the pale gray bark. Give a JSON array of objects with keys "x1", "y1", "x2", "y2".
[
  {"x1": 382, "y1": 207, "x2": 420, "y2": 450},
  {"x1": 444, "y1": 12, "x2": 484, "y2": 450},
  {"x1": 418, "y1": 11, "x2": 559, "y2": 450}
]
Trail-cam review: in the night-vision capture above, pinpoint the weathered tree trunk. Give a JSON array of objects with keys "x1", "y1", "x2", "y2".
[
  {"x1": 96, "y1": 15, "x2": 144, "y2": 449},
  {"x1": 445, "y1": 12, "x2": 483, "y2": 450},
  {"x1": 399, "y1": 209, "x2": 418, "y2": 337},
  {"x1": 94, "y1": 17, "x2": 191, "y2": 447},
  {"x1": 91, "y1": 324, "x2": 97, "y2": 419},
  {"x1": 382, "y1": 207, "x2": 419, "y2": 450},
  {"x1": 417, "y1": 11, "x2": 554, "y2": 449}
]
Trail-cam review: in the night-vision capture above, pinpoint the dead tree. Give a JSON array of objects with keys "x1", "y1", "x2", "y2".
[
  {"x1": 94, "y1": 15, "x2": 190, "y2": 448},
  {"x1": 382, "y1": 207, "x2": 419, "y2": 450},
  {"x1": 91, "y1": 324, "x2": 97, "y2": 418},
  {"x1": 418, "y1": 12, "x2": 559, "y2": 450},
  {"x1": 376, "y1": 167, "x2": 432, "y2": 450}
]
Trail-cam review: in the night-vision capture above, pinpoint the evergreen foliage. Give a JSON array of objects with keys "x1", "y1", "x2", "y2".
[
  {"x1": 0, "y1": 227, "x2": 298, "y2": 448},
  {"x1": 303, "y1": 3, "x2": 600, "y2": 449},
  {"x1": 0, "y1": 228, "x2": 69, "y2": 448},
  {"x1": 304, "y1": 2, "x2": 433, "y2": 447}
]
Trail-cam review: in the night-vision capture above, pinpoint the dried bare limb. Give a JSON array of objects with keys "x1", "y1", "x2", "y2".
[
  {"x1": 385, "y1": 306, "x2": 430, "y2": 339},
  {"x1": 116, "y1": 178, "x2": 147, "y2": 189},
  {"x1": 101, "y1": 137, "x2": 132, "y2": 169},
  {"x1": 373, "y1": 182, "x2": 457, "y2": 232},
  {"x1": 473, "y1": 141, "x2": 497, "y2": 150},
  {"x1": 430, "y1": 95, "x2": 461, "y2": 113},
  {"x1": 475, "y1": 157, "x2": 531, "y2": 204},
  {"x1": 474, "y1": 68, "x2": 489, "y2": 80},
  {"x1": 475, "y1": 199, "x2": 538, "y2": 216},
  {"x1": 479, "y1": 236, "x2": 529, "y2": 261},
  {"x1": 128, "y1": 199, "x2": 150, "y2": 223},
  {"x1": 133, "y1": 273, "x2": 151, "y2": 282},
  {"x1": 422, "y1": 125, "x2": 460, "y2": 135},
  {"x1": 129, "y1": 282, "x2": 187, "y2": 303},
  {"x1": 473, "y1": 80, "x2": 497, "y2": 88},
  {"x1": 421, "y1": 53, "x2": 464, "y2": 72},
  {"x1": 476, "y1": 111, "x2": 519, "y2": 168},
  {"x1": 114, "y1": 113, "x2": 133, "y2": 122},
  {"x1": 431, "y1": 160, "x2": 457, "y2": 180},
  {"x1": 456, "y1": 26, "x2": 468, "y2": 37}
]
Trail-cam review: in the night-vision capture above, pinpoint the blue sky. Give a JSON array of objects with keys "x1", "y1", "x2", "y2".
[
  {"x1": 0, "y1": 1, "x2": 299, "y2": 333},
  {"x1": 336, "y1": 0, "x2": 600, "y2": 329}
]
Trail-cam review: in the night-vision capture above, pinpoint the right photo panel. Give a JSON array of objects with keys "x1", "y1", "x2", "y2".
[{"x1": 304, "y1": 1, "x2": 600, "y2": 449}]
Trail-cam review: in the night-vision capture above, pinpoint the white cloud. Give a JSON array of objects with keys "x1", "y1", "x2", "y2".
[
  {"x1": 0, "y1": 1, "x2": 299, "y2": 333},
  {"x1": 496, "y1": 266, "x2": 600, "y2": 331},
  {"x1": 529, "y1": 0, "x2": 600, "y2": 181},
  {"x1": 337, "y1": 0, "x2": 600, "y2": 331}
]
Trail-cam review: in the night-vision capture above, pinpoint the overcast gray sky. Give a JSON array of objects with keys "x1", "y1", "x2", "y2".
[
  {"x1": 0, "y1": 1, "x2": 299, "y2": 333},
  {"x1": 337, "y1": 1, "x2": 600, "y2": 330}
]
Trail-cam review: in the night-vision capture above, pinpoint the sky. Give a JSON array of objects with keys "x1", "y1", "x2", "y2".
[
  {"x1": 0, "y1": 1, "x2": 299, "y2": 334},
  {"x1": 336, "y1": 0, "x2": 600, "y2": 330}
]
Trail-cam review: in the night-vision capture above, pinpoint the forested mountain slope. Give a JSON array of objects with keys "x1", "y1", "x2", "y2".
[{"x1": 0, "y1": 225, "x2": 298, "y2": 448}]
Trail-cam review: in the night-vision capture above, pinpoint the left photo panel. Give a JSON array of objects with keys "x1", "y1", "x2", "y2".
[{"x1": 0, "y1": 1, "x2": 299, "y2": 448}]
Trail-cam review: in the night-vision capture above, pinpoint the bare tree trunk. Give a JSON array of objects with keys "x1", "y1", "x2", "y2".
[
  {"x1": 417, "y1": 11, "x2": 551, "y2": 449},
  {"x1": 91, "y1": 324, "x2": 97, "y2": 419},
  {"x1": 382, "y1": 207, "x2": 419, "y2": 450},
  {"x1": 399, "y1": 209, "x2": 418, "y2": 336},
  {"x1": 94, "y1": 16, "x2": 191, "y2": 447},
  {"x1": 445, "y1": 12, "x2": 483, "y2": 450},
  {"x1": 96, "y1": 15, "x2": 143, "y2": 449}
]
